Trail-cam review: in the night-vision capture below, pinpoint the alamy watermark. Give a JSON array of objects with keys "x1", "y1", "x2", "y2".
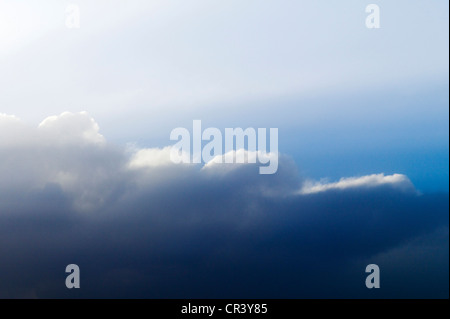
[
  {"x1": 63, "y1": 4, "x2": 378, "y2": 30},
  {"x1": 365, "y1": 264, "x2": 380, "y2": 288},
  {"x1": 169, "y1": 120, "x2": 279, "y2": 174},
  {"x1": 65, "y1": 264, "x2": 80, "y2": 289},
  {"x1": 65, "y1": 4, "x2": 80, "y2": 29},
  {"x1": 365, "y1": 4, "x2": 380, "y2": 29}
]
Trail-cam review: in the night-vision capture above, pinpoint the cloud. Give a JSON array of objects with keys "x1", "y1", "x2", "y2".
[
  {"x1": 128, "y1": 146, "x2": 178, "y2": 169},
  {"x1": 0, "y1": 112, "x2": 447, "y2": 298},
  {"x1": 38, "y1": 111, "x2": 105, "y2": 144},
  {"x1": 0, "y1": 113, "x2": 20, "y2": 121},
  {"x1": 300, "y1": 173, "x2": 416, "y2": 195},
  {"x1": 203, "y1": 149, "x2": 279, "y2": 175},
  {"x1": 0, "y1": 112, "x2": 123, "y2": 211}
]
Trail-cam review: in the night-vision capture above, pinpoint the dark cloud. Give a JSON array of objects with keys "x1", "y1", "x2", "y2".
[{"x1": 0, "y1": 112, "x2": 448, "y2": 298}]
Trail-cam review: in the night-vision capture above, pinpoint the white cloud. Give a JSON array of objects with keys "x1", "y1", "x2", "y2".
[
  {"x1": 299, "y1": 173, "x2": 416, "y2": 195},
  {"x1": 0, "y1": 112, "x2": 36, "y2": 148},
  {"x1": 38, "y1": 111, "x2": 105, "y2": 144},
  {"x1": 0, "y1": 112, "x2": 419, "y2": 212},
  {"x1": 0, "y1": 112, "x2": 117, "y2": 211},
  {"x1": 0, "y1": 113, "x2": 20, "y2": 121},
  {"x1": 128, "y1": 146, "x2": 175, "y2": 169},
  {"x1": 203, "y1": 149, "x2": 278, "y2": 174}
]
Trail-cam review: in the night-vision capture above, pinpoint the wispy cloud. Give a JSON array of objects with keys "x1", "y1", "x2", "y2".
[{"x1": 300, "y1": 173, "x2": 416, "y2": 195}]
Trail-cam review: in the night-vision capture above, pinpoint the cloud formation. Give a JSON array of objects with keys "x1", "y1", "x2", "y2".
[
  {"x1": 300, "y1": 173, "x2": 416, "y2": 195},
  {"x1": 0, "y1": 112, "x2": 448, "y2": 298}
]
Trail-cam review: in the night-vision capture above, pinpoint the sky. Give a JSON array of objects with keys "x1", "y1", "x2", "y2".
[{"x1": 0, "y1": 1, "x2": 448, "y2": 298}]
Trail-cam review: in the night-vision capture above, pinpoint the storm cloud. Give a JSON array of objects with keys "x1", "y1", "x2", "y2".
[{"x1": 0, "y1": 112, "x2": 448, "y2": 298}]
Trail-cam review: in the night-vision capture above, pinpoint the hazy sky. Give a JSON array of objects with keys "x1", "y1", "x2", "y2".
[{"x1": 0, "y1": 0, "x2": 448, "y2": 193}]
